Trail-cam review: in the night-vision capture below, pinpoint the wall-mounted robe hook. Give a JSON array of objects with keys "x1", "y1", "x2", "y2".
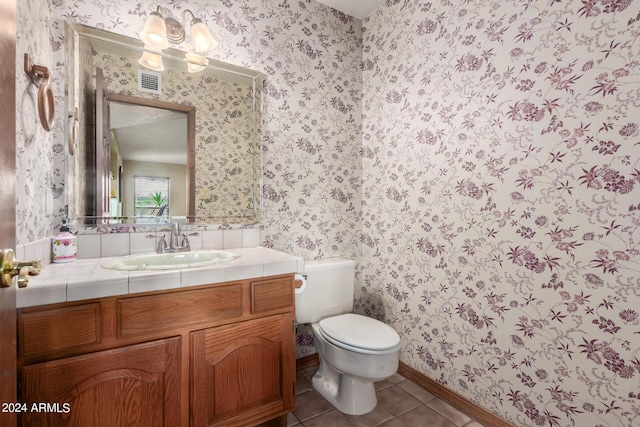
[
  {"x1": 24, "y1": 53, "x2": 50, "y2": 86},
  {"x1": 24, "y1": 53, "x2": 55, "y2": 132}
]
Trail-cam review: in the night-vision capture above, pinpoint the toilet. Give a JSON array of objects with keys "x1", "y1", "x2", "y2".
[{"x1": 296, "y1": 258, "x2": 400, "y2": 415}]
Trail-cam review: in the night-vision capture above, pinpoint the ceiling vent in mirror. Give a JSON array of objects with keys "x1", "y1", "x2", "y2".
[{"x1": 138, "y1": 69, "x2": 162, "y2": 94}]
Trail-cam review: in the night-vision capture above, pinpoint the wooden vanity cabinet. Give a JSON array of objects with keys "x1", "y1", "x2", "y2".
[
  {"x1": 191, "y1": 313, "x2": 295, "y2": 427},
  {"x1": 20, "y1": 337, "x2": 181, "y2": 427},
  {"x1": 16, "y1": 274, "x2": 296, "y2": 427}
]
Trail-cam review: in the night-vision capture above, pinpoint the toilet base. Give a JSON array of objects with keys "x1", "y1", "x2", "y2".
[{"x1": 311, "y1": 356, "x2": 378, "y2": 416}]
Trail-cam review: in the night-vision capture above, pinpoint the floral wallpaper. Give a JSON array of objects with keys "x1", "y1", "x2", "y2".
[
  {"x1": 359, "y1": 1, "x2": 640, "y2": 426},
  {"x1": 48, "y1": 0, "x2": 362, "y2": 253},
  {"x1": 15, "y1": 0, "x2": 58, "y2": 245},
  {"x1": 16, "y1": 0, "x2": 640, "y2": 425}
]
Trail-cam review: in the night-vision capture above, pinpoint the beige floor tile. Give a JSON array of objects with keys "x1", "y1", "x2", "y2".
[
  {"x1": 291, "y1": 368, "x2": 486, "y2": 427},
  {"x1": 397, "y1": 405, "x2": 457, "y2": 427},
  {"x1": 296, "y1": 370, "x2": 313, "y2": 395},
  {"x1": 376, "y1": 385, "x2": 422, "y2": 416},
  {"x1": 378, "y1": 419, "x2": 407, "y2": 427},
  {"x1": 426, "y1": 399, "x2": 473, "y2": 426},
  {"x1": 397, "y1": 379, "x2": 436, "y2": 404},
  {"x1": 387, "y1": 373, "x2": 406, "y2": 384},
  {"x1": 346, "y1": 404, "x2": 395, "y2": 427},
  {"x1": 375, "y1": 378, "x2": 395, "y2": 391},
  {"x1": 300, "y1": 366, "x2": 318, "y2": 381},
  {"x1": 293, "y1": 389, "x2": 334, "y2": 422},
  {"x1": 375, "y1": 373, "x2": 406, "y2": 391},
  {"x1": 303, "y1": 409, "x2": 356, "y2": 427},
  {"x1": 287, "y1": 411, "x2": 301, "y2": 427}
]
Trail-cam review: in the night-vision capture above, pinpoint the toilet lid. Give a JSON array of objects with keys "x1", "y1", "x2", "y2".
[{"x1": 319, "y1": 313, "x2": 400, "y2": 354}]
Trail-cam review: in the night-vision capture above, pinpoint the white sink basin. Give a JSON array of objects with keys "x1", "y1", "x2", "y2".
[{"x1": 101, "y1": 251, "x2": 239, "y2": 271}]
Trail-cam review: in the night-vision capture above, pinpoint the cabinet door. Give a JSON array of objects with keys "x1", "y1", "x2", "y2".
[
  {"x1": 191, "y1": 313, "x2": 295, "y2": 427},
  {"x1": 20, "y1": 337, "x2": 181, "y2": 427}
]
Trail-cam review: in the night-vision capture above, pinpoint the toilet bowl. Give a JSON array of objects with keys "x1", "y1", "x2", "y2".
[
  {"x1": 311, "y1": 314, "x2": 400, "y2": 415},
  {"x1": 296, "y1": 259, "x2": 401, "y2": 415}
]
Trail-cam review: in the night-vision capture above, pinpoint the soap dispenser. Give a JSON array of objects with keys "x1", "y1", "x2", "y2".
[{"x1": 52, "y1": 221, "x2": 77, "y2": 263}]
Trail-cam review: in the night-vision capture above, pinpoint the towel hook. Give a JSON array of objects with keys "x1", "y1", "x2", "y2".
[{"x1": 24, "y1": 53, "x2": 55, "y2": 132}]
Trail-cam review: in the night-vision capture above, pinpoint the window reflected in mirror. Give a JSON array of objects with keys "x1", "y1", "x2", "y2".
[{"x1": 133, "y1": 177, "x2": 170, "y2": 219}]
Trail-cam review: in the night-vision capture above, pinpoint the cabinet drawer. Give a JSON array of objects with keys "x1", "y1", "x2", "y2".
[
  {"x1": 18, "y1": 303, "x2": 101, "y2": 360},
  {"x1": 250, "y1": 277, "x2": 294, "y2": 314},
  {"x1": 118, "y1": 283, "x2": 243, "y2": 338}
]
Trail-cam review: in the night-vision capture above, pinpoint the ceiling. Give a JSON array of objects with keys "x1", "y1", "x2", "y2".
[
  {"x1": 110, "y1": 102, "x2": 187, "y2": 165},
  {"x1": 316, "y1": 0, "x2": 385, "y2": 19}
]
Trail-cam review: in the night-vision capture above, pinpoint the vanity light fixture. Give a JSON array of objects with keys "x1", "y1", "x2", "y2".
[
  {"x1": 139, "y1": 6, "x2": 169, "y2": 50},
  {"x1": 138, "y1": 6, "x2": 217, "y2": 73},
  {"x1": 186, "y1": 11, "x2": 217, "y2": 52},
  {"x1": 184, "y1": 52, "x2": 209, "y2": 73},
  {"x1": 138, "y1": 45, "x2": 165, "y2": 72}
]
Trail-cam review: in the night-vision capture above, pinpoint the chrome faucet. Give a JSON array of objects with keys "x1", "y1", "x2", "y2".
[
  {"x1": 147, "y1": 222, "x2": 198, "y2": 253},
  {"x1": 170, "y1": 222, "x2": 180, "y2": 249}
]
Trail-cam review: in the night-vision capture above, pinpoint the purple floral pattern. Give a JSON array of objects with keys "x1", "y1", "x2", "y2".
[
  {"x1": 15, "y1": 0, "x2": 59, "y2": 245},
  {"x1": 360, "y1": 1, "x2": 640, "y2": 426},
  {"x1": 13, "y1": 0, "x2": 640, "y2": 425}
]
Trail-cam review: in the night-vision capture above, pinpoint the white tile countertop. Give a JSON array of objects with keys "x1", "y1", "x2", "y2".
[{"x1": 18, "y1": 247, "x2": 304, "y2": 308}]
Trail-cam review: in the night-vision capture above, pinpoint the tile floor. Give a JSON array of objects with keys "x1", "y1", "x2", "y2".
[{"x1": 289, "y1": 367, "x2": 486, "y2": 427}]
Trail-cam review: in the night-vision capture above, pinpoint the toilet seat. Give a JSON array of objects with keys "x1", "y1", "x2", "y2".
[{"x1": 318, "y1": 313, "x2": 400, "y2": 355}]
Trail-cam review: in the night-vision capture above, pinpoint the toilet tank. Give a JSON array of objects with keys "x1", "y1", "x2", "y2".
[{"x1": 295, "y1": 258, "x2": 355, "y2": 324}]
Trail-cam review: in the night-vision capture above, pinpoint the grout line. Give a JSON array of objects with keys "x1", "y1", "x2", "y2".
[{"x1": 293, "y1": 374, "x2": 485, "y2": 427}]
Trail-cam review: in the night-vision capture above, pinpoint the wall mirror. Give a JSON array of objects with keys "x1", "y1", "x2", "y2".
[
  {"x1": 106, "y1": 94, "x2": 194, "y2": 221},
  {"x1": 63, "y1": 21, "x2": 263, "y2": 225}
]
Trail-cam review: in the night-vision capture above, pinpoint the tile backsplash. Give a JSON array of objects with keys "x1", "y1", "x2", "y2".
[{"x1": 16, "y1": 228, "x2": 262, "y2": 265}]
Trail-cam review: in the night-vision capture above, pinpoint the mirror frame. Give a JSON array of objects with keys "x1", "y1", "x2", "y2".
[
  {"x1": 63, "y1": 21, "x2": 264, "y2": 226},
  {"x1": 104, "y1": 92, "x2": 196, "y2": 220}
]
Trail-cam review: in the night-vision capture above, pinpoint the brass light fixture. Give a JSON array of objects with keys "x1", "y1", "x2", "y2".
[{"x1": 138, "y1": 6, "x2": 217, "y2": 73}]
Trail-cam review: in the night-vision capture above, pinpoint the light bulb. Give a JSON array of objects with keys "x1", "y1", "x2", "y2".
[
  {"x1": 139, "y1": 10, "x2": 169, "y2": 50},
  {"x1": 139, "y1": 46, "x2": 165, "y2": 72},
  {"x1": 190, "y1": 19, "x2": 217, "y2": 52},
  {"x1": 188, "y1": 63, "x2": 206, "y2": 73},
  {"x1": 185, "y1": 52, "x2": 208, "y2": 73},
  {"x1": 148, "y1": 32, "x2": 164, "y2": 46}
]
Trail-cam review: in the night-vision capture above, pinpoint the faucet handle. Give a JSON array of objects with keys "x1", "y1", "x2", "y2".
[
  {"x1": 147, "y1": 234, "x2": 167, "y2": 253},
  {"x1": 181, "y1": 232, "x2": 199, "y2": 250}
]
